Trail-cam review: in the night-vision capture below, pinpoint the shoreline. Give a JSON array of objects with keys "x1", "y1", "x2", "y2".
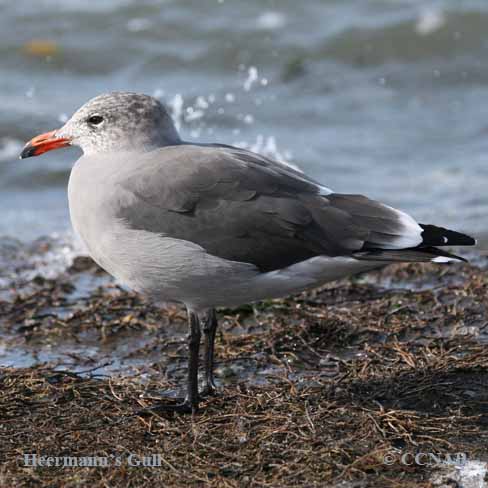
[{"x1": 1, "y1": 255, "x2": 487, "y2": 486}]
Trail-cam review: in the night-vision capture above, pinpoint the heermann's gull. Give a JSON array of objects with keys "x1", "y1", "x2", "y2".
[{"x1": 20, "y1": 92, "x2": 476, "y2": 413}]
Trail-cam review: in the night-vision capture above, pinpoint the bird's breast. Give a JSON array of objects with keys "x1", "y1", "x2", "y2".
[{"x1": 68, "y1": 159, "x2": 126, "y2": 274}]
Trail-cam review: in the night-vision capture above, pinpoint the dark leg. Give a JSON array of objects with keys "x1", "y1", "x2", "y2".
[
  {"x1": 185, "y1": 308, "x2": 201, "y2": 412},
  {"x1": 136, "y1": 307, "x2": 201, "y2": 415},
  {"x1": 201, "y1": 308, "x2": 218, "y2": 396}
]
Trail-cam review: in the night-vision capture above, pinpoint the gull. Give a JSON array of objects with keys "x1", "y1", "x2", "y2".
[{"x1": 20, "y1": 92, "x2": 475, "y2": 412}]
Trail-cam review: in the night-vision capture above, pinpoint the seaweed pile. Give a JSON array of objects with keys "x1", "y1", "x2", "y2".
[{"x1": 0, "y1": 256, "x2": 487, "y2": 487}]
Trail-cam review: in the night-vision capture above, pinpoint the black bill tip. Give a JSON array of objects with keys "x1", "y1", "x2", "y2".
[
  {"x1": 20, "y1": 144, "x2": 37, "y2": 159},
  {"x1": 18, "y1": 130, "x2": 70, "y2": 159}
]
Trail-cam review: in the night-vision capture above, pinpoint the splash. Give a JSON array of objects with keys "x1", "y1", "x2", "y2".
[
  {"x1": 416, "y1": 7, "x2": 445, "y2": 36},
  {"x1": 256, "y1": 11, "x2": 286, "y2": 30},
  {"x1": 3, "y1": 67, "x2": 291, "y2": 282},
  {"x1": 0, "y1": 231, "x2": 84, "y2": 295},
  {"x1": 168, "y1": 93, "x2": 184, "y2": 131},
  {"x1": 0, "y1": 138, "x2": 23, "y2": 162},
  {"x1": 127, "y1": 18, "x2": 152, "y2": 32},
  {"x1": 159, "y1": 65, "x2": 291, "y2": 167},
  {"x1": 243, "y1": 66, "x2": 259, "y2": 92}
]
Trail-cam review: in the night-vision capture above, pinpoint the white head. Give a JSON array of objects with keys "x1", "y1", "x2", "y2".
[{"x1": 21, "y1": 92, "x2": 181, "y2": 159}]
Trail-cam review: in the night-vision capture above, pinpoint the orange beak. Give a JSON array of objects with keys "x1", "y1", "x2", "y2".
[{"x1": 20, "y1": 130, "x2": 71, "y2": 159}]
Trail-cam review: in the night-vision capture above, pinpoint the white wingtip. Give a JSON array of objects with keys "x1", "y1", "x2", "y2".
[
  {"x1": 381, "y1": 205, "x2": 423, "y2": 249},
  {"x1": 432, "y1": 256, "x2": 458, "y2": 263}
]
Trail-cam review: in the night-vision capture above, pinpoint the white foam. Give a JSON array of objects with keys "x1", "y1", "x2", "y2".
[
  {"x1": 168, "y1": 93, "x2": 184, "y2": 131},
  {"x1": 0, "y1": 230, "x2": 88, "y2": 293},
  {"x1": 34, "y1": 0, "x2": 133, "y2": 13},
  {"x1": 0, "y1": 138, "x2": 23, "y2": 162},
  {"x1": 184, "y1": 107, "x2": 204, "y2": 122},
  {"x1": 416, "y1": 7, "x2": 445, "y2": 36},
  {"x1": 243, "y1": 66, "x2": 259, "y2": 92},
  {"x1": 256, "y1": 11, "x2": 287, "y2": 30},
  {"x1": 127, "y1": 18, "x2": 152, "y2": 32}
]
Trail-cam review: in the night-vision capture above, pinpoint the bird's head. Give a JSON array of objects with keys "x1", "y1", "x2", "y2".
[{"x1": 20, "y1": 91, "x2": 181, "y2": 159}]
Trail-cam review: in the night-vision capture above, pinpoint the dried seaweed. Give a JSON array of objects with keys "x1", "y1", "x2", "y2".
[{"x1": 0, "y1": 257, "x2": 487, "y2": 487}]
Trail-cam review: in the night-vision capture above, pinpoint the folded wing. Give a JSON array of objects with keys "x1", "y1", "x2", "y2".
[{"x1": 115, "y1": 144, "x2": 475, "y2": 272}]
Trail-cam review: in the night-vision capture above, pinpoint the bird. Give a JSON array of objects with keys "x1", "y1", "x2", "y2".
[{"x1": 20, "y1": 91, "x2": 476, "y2": 413}]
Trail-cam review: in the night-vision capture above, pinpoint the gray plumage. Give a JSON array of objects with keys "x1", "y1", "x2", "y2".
[
  {"x1": 35, "y1": 91, "x2": 468, "y2": 307},
  {"x1": 20, "y1": 91, "x2": 475, "y2": 411},
  {"x1": 109, "y1": 145, "x2": 423, "y2": 271}
]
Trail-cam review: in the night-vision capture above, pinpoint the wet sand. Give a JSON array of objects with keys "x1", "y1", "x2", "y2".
[{"x1": 1, "y1": 255, "x2": 487, "y2": 487}]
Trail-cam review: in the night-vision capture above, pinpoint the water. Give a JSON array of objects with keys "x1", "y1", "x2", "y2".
[{"x1": 1, "y1": 0, "x2": 488, "y2": 259}]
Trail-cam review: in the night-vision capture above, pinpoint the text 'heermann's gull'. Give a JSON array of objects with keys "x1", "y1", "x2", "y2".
[{"x1": 20, "y1": 92, "x2": 476, "y2": 413}]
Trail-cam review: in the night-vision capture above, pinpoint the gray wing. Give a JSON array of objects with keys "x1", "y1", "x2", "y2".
[{"x1": 114, "y1": 144, "x2": 424, "y2": 272}]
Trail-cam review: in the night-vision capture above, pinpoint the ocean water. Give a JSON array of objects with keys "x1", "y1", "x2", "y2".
[{"x1": 1, "y1": 0, "x2": 488, "y2": 260}]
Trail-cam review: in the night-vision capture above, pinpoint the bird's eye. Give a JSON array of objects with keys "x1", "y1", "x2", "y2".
[{"x1": 87, "y1": 115, "x2": 104, "y2": 126}]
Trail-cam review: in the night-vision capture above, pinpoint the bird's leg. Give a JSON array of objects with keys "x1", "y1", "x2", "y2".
[
  {"x1": 136, "y1": 307, "x2": 201, "y2": 415},
  {"x1": 200, "y1": 308, "x2": 218, "y2": 397},
  {"x1": 184, "y1": 308, "x2": 202, "y2": 412}
]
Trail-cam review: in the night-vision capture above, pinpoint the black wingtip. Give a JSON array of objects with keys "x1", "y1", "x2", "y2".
[
  {"x1": 419, "y1": 224, "x2": 476, "y2": 247},
  {"x1": 353, "y1": 246, "x2": 468, "y2": 263}
]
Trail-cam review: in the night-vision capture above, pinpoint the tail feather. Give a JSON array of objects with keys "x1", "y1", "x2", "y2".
[
  {"x1": 354, "y1": 246, "x2": 468, "y2": 263},
  {"x1": 355, "y1": 224, "x2": 475, "y2": 264},
  {"x1": 419, "y1": 224, "x2": 476, "y2": 247}
]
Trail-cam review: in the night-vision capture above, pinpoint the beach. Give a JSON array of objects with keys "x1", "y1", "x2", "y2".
[
  {"x1": 2, "y1": 1, "x2": 488, "y2": 486},
  {"x1": 1, "y1": 253, "x2": 487, "y2": 486}
]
